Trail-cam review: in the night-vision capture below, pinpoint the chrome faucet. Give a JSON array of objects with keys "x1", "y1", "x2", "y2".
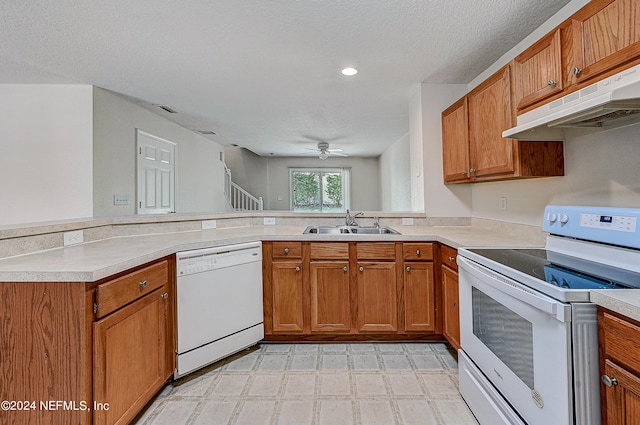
[
  {"x1": 373, "y1": 216, "x2": 380, "y2": 228},
  {"x1": 345, "y1": 209, "x2": 364, "y2": 226}
]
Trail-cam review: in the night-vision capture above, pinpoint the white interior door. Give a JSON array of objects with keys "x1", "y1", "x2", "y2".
[{"x1": 136, "y1": 130, "x2": 176, "y2": 214}]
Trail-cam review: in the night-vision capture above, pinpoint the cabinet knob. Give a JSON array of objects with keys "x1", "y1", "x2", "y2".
[
  {"x1": 601, "y1": 374, "x2": 618, "y2": 387},
  {"x1": 572, "y1": 67, "x2": 582, "y2": 76},
  {"x1": 160, "y1": 293, "x2": 169, "y2": 299},
  {"x1": 284, "y1": 248, "x2": 289, "y2": 254},
  {"x1": 469, "y1": 168, "x2": 476, "y2": 174},
  {"x1": 448, "y1": 256, "x2": 455, "y2": 262},
  {"x1": 343, "y1": 266, "x2": 348, "y2": 272},
  {"x1": 406, "y1": 266, "x2": 411, "y2": 272},
  {"x1": 359, "y1": 266, "x2": 364, "y2": 272},
  {"x1": 295, "y1": 266, "x2": 300, "y2": 272},
  {"x1": 139, "y1": 280, "x2": 148, "y2": 287},
  {"x1": 547, "y1": 79, "x2": 557, "y2": 87},
  {"x1": 462, "y1": 170, "x2": 468, "y2": 175},
  {"x1": 416, "y1": 249, "x2": 421, "y2": 256}
]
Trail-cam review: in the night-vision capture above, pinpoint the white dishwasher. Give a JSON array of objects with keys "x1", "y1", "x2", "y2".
[{"x1": 175, "y1": 241, "x2": 263, "y2": 377}]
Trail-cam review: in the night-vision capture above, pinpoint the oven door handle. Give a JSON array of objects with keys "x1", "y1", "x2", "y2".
[{"x1": 458, "y1": 256, "x2": 571, "y2": 323}]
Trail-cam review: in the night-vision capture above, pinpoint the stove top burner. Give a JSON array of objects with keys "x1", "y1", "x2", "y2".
[{"x1": 467, "y1": 248, "x2": 640, "y2": 290}]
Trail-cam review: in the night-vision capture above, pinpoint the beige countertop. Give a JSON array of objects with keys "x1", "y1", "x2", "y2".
[
  {"x1": 0, "y1": 224, "x2": 543, "y2": 282},
  {"x1": 591, "y1": 290, "x2": 640, "y2": 323}
]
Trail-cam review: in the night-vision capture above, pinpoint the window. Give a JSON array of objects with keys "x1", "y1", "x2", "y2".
[{"x1": 290, "y1": 168, "x2": 350, "y2": 212}]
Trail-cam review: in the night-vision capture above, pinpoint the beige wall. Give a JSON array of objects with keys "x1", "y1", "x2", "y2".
[
  {"x1": 93, "y1": 88, "x2": 230, "y2": 217},
  {"x1": 379, "y1": 133, "x2": 411, "y2": 211},
  {"x1": 225, "y1": 151, "x2": 381, "y2": 211},
  {"x1": 0, "y1": 84, "x2": 93, "y2": 226},
  {"x1": 472, "y1": 124, "x2": 640, "y2": 225}
]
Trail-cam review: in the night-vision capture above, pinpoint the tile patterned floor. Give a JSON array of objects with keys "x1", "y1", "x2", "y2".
[{"x1": 133, "y1": 342, "x2": 479, "y2": 425}]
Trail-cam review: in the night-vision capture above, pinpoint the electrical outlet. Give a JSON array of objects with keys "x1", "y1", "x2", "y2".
[
  {"x1": 63, "y1": 230, "x2": 84, "y2": 246},
  {"x1": 500, "y1": 197, "x2": 508, "y2": 211},
  {"x1": 402, "y1": 218, "x2": 415, "y2": 226},
  {"x1": 202, "y1": 220, "x2": 217, "y2": 230},
  {"x1": 113, "y1": 194, "x2": 128, "y2": 205},
  {"x1": 263, "y1": 217, "x2": 276, "y2": 225}
]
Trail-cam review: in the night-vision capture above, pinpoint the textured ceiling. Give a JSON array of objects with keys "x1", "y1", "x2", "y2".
[{"x1": 0, "y1": 0, "x2": 571, "y2": 157}]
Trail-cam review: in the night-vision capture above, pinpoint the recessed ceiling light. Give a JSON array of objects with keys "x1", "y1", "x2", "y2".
[{"x1": 341, "y1": 67, "x2": 358, "y2": 76}]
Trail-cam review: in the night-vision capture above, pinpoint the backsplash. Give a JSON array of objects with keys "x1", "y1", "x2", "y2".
[{"x1": 0, "y1": 213, "x2": 543, "y2": 259}]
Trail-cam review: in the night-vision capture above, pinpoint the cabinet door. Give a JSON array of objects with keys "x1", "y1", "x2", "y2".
[
  {"x1": 357, "y1": 262, "x2": 397, "y2": 333},
  {"x1": 602, "y1": 359, "x2": 640, "y2": 425},
  {"x1": 468, "y1": 65, "x2": 516, "y2": 179},
  {"x1": 442, "y1": 97, "x2": 471, "y2": 183},
  {"x1": 272, "y1": 261, "x2": 304, "y2": 333},
  {"x1": 93, "y1": 288, "x2": 169, "y2": 425},
  {"x1": 442, "y1": 266, "x2": 461, "y2": 351},
  {"x1": 568, "y1": 0, "x2": 640, "y2": 85},
  {"x1": 403, "y1": 262, "x2": 435, "y2": 332},
  {"x1": 310, "y1": 261, "x2": 351, "y2": 333},
  {"x1": 513, "y1": 29, "x2": 563, "y2": 110}
]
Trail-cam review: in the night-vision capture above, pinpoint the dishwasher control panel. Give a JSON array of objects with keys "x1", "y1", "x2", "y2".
[{"x1": 176, "y1": 242, "x2": 262, "y2": 276}]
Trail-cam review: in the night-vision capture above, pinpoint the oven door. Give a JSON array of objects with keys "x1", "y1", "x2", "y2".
[{"x1": 458, "y1": 255, "x2": 574, "y2": 425}]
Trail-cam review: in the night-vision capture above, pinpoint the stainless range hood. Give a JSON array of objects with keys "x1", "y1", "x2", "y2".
[{"x1": 503, "y1": 64, "x2": 640, "y2": 140}]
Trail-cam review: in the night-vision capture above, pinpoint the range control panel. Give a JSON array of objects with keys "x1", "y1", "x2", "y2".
[
  {"x1": 579, "y1": 213, "x2": 636, "y2": 233},
  {"x1": 543, "y1": 205, "x2": 640, "y2": 250}
]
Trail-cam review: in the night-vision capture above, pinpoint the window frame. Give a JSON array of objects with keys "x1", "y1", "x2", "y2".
[{"x1": 289, "y1": 167, "x2": 351, "y2": 212}]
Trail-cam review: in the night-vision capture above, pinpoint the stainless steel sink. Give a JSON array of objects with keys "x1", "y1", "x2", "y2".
[{"x1": 303, "y1": 226, "x2": 400, "y2": 235}]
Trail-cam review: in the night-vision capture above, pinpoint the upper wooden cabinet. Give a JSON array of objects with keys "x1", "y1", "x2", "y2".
[
  {"x1": 442, "y1": 64, "x2": 565, "y2": 184},
  {"x1": 513, "y1": 0, "x2": 640, "y2": 114},
  {"x1": 468, "y1": 65, "x2": 516, "y2": 179},
  {"x1": 565, "y1": 0, "x2": 640, "y2": 86},
  {"x1": 442, "y1": 97, "x2": 470, "y2": 183},
  {"x1": 513, "y1": 29, "x2": 563, "y2": 110}
]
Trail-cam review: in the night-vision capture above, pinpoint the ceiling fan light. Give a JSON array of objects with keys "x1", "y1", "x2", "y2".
[
  {"x1": 341, "y1": 67, "x2": 358, "y2": 76},
  {"x1": 318, "y1": 151, "x2": 329, "y2": 160}
]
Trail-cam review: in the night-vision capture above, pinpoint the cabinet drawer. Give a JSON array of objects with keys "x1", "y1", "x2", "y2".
[
  {"x1": 272, "y1": 242, "x2": 302, "y2": 259},
  {"x1": 403, "y1": 243, "x2": 433, "y2": 261},
  {"x1": 310, "y1": 243, "x2": 349, "y2": 260},
  {"x1": 357, "y1": 242, "x2": 396, "y2": 260},
  {"x1": 441, "y1": 245, "x2": 458, "y2": 271},
  {"x1": 96, "y1": 260, "x2": 168, "y2": 318},
  {"x1": 602, "y1": 312, "x2": 640, "y2": 375}
]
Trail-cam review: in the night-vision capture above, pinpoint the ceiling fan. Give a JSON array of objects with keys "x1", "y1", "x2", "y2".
[{"x1": 304, "y1": 141, "x2": 348, "y2": 160}]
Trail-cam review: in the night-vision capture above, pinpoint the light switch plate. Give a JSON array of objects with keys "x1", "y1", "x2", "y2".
[
  {"x1": 402, "y1": 218, "x2": 415, "y2": 226},
  {"x1": 113, "y1": 194, "x2": 129, "y2": 205},
  {"x1": 63, "y1": 230, "x2": 84, "y2": 246},
  {"x1": 202, "y1": 220, "x2": 217, "y2": 230},
  {"x1": 263, "y1": 217, "x2": 276, "y2": 225}
]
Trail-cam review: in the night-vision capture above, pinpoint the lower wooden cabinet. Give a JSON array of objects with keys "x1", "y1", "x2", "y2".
[
  {"x1": 441, "y1": 245, "x2": 461, "y2": 351},
  {"x1": 0, "y1": 257, "x2": 175, "y2": 425},
  {"x1": 310, "y1": 261, "x2": 351, "y2": 333},
  {"x1": 271, "y1": 261, "x2": 304, "y2": 333},
  {"x1": 262, "y1": 241, "x2": 440, "y2": 340},
  {"x1": 93, "y1": 287, "x2": 170, "y2": 425},
  {"x1": 598, "y1": 307, "x2": 640, "y2": 425},
  {"x1": 357, "y1": 262, "x2": 398, "y2": 333},
  {"x1": 403, "y1": 262, "x2": 435, "y2": 332}
]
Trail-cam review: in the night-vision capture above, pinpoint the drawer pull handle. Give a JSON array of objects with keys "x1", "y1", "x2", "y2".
[
  {"x1": 284, "y1": 248, "x2": 289, "y2": 254},
  {"x1": 602, "y1": 375, "x2": 618, "y2": 387},
  {"x1": 448, "y1": 256, "x2": 455, "y2": 262},
  {"x1": 406, "y1": 266, "x2": 411, "y2": 272},
  {"x1": 416, "y1": 249, "x2": 421, "y2": 256},
  {"x1": 295, "y1": 266, "x2": 300, "y2": 272},
  {"x1": 343, "y1": 266, "x2": 348, "y2": 272},
  {"x1": 359, "y1": 266, "x2": 364, "y2": 272},
  {"x1": 139, "y1": 280, "x2": 148, "y2": 287},
  {"x1": 161, "y1": 293, "x2": 169, "y2": 299}
]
